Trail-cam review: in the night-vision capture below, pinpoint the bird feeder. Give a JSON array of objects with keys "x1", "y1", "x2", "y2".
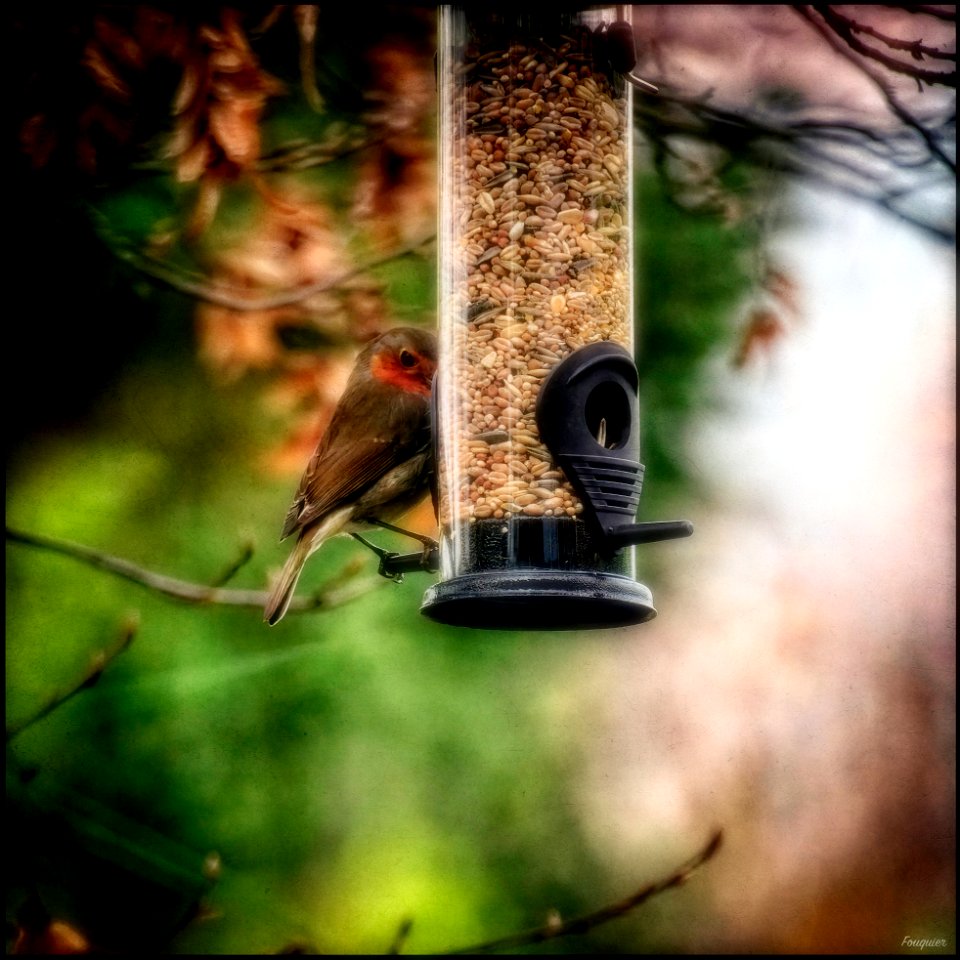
[{"x1": 421, "y1": 6, "x2": 691, "y2": 630}]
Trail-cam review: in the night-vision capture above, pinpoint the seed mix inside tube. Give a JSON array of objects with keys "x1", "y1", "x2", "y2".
[{"x1": 437, "y1": 10, "x2": 633, "y2": 569}]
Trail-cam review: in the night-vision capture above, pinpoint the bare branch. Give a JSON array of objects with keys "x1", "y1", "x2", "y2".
[
  {"x1": 294, "y1": 5, "x2": 324, "y2": 113},
  {"x1": 210, "y1": 541, "x2": 256, "y2": 587},
  {"x1": 106, "y1": 232, "x2": 436, "y2": 311},
  {"x1": 256, "y1": 133, "x2": 386, "y2": 173},
  {"x1": 880, "y1": 4, "x2": 958, "y2": 24},
  {"x1": 815, "y1": 5, "x2": 956, "y2": 86},
  {"x1": 129, "y1": 132, "x2": 383, "y2": 177},
  {"x1": 386, "y1": 918, "x2": 414, "y2": 955},
  {"x1": 757, "y1": 145, "x2": 957, "y2": 243},
  {"x1": 6, "y1": 616, "x2": 139, "y2": 742},
  {"x1": 442, "y1": 830, "x2": 723, "y2": 955},
  {"x1": 836, "y1": 14, "x2": 956, "y2": 62},
  {"x1": 634, "y1": 91, "x2": 956, "y2": 243},
  {"x1": 792, "y1": 6, "x2": 956, "y2": 174},
  {"x1": 6, "y1": 526, "x2": 383, "y2": 616}
]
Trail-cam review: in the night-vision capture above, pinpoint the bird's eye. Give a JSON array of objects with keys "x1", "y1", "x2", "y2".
[{"x1": 399, "y1": 350, "x2": 417, "y2": 368}]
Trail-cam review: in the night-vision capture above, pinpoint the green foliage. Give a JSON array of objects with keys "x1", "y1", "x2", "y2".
[
  {"x1": 635, "y1": 170, "x2": 755, "y2": 505},
  {"x1": 373, "y1": 251, "x2": 437, "y2": 324},
  {"x1": 5, "y1": 346, "x2": 623, "y2": 951}
]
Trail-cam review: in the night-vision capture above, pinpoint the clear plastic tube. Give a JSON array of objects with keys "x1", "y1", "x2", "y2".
[{"x1": 425, "y1": 6, "x2": 648, "y2": 628}]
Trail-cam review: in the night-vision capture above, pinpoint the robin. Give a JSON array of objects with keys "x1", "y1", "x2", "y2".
[{"x1": 264, "y1": 326, "x2": 437, "y2": 624}]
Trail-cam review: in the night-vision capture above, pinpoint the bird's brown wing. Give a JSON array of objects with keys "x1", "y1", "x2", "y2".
[{"x1": 280, "y1": 391, "x2": 429, "y2": 540}]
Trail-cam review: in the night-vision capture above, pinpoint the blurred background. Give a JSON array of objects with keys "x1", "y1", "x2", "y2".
[{"x1": 7, "y1": 5, "x2": 955, "y2": 954}]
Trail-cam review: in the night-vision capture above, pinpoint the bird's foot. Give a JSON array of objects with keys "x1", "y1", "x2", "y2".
[
  {"x1": 351, "y1": 533, "x2": 406, "y2": 583},
  {"x1": 356, "y1": 519, "x2": 440, "y2": 576},
  {"x1": 418, "y1": 539, "x2": 439, "y2": 573},
  {"x1": 364, "y1": 519, "x2": 431, "y2": 545}
]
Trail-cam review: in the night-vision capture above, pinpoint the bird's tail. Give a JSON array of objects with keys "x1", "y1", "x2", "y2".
[{"x1": 263, "y1": 536, "x2": 312, "y2": 625}]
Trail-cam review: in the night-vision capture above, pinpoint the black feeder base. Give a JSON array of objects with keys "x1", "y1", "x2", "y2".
[
  {"x1": 420, "y1": 517, "x2": 660, "y2": 631},
  {"x1": 421, "y1": 571, "x2": 656, "y2": 631}
]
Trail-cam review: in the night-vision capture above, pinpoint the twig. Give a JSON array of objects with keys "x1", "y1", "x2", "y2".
[
  {"x1": 442, "y1": 830, "x2": 723, "y2": 955},
  {"x1": 749, "y1": 139, "x2": 957, "y2": 243},
  {"x1": 634, "y1": 92, "x2": 956, "y2": 243},
  {"x1": 6, "y1": 616, "x2": 139, "y2": 742},
  {"x1": 836, "y1": 14, "x2": 956, "y2": 62},
  {"x1": 294, "y1": 5, "x2": 324, "y2": 113},
  {"x1": 386, "y1": 918, "x2": 414, "y2": 955},
  {"x1": 108, "y1": 234, "x2": 436, "y2": 312},
  {"x1": 6, "y1": 527, "x2": 382, "y2": 615},
  {"x1": 881, "y1": 5, "x2": 958, "y2": 23},
  {"x1": 815, "y1": 4, "x2": 956, "y2": 86},
  {"x1": 792, "y1": 6, "x2": 956, "y2": 174},
  {"x1": 256, "y1": 133, "x2": 386, "y2": 172},
  {"x1": 210, "y1": 541, "x2": 256, "y2": 587},
  {"x1": 128, "y1": 132, "x2": 382, "y2": 176}
]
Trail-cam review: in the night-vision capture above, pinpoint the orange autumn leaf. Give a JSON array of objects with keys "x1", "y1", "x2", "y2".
[
  {"x1": 11, "y1": 919, "x2": 91, "y2": 955},
  {"x1": 732, "y1": 307, "x2": 788, "y2": 369},
  {"x1": 168, "y1": 9, "x2": 284, "y2": 183}
]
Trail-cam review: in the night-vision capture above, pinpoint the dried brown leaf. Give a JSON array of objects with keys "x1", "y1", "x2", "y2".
[
  {"x1": 20, "y1": 113, "x2": 58, "y2": 169},
  {"x1": 92, "y1": 15, "x2": 144, "y2": 71},
  {"x1": 11, "y1": 919, "x2": 91, "y2": 955},
  {"x1": 82, "y1": 44, "x2": 131, "y2": 101},
  {"x1": 197, "y1": 305, "x2": 285, "y2": 377},
  {"x1": 172, "y1": 61, "x2": 203, "y2": 116},
  {"x1": 732, "y1": 307, "x2": 788, "y2": 368},
  {"x1": 765, "y1": 267, "x2": 803, "y2": 319},
  {"x1": 185, "y1": 176, "x2": 224, "y2": 238},
  {"x1": 208, "y1": 100, "x2": 261, "y2": 166},
  {"x1": 174, "y1": 136, "x2": 211, "y2": 183}
]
